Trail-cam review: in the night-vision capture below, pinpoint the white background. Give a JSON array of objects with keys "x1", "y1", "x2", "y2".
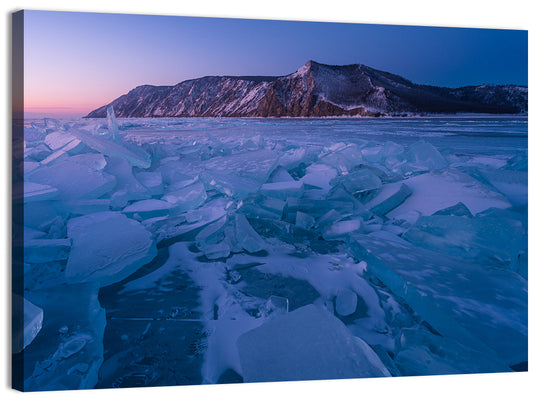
[{"x1": 1, "y1": 1, "x2": 530, "y2": 398}]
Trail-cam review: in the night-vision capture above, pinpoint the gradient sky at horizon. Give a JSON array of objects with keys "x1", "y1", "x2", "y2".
[{"x1": 23, "y1": 10, "x2": 528, "y2": 118}]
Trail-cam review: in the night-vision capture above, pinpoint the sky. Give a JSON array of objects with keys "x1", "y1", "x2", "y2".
[{"x1": 22, "y1": 10, "x2": 528, "y2": 118}]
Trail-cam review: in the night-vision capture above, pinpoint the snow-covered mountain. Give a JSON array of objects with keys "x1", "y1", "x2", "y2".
[{"x1": 86, "y1": 61, "x2": 528, "y2": 118}]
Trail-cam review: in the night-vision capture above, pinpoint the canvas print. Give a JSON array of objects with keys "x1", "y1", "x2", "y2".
[{"x1": 12, "y1": 10, "x2": 527, "y2": 391}]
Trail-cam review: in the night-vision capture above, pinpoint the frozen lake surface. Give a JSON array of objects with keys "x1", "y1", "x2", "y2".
[{"x1": 17, "y1": 115, "x2": 527, "y2": 390}]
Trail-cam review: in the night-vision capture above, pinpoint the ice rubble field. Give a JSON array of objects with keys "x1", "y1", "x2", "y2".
[{"x1": 16, "y1": 111, "x2": 527, "y2": 390}]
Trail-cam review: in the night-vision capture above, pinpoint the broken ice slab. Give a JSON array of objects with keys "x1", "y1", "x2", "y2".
[
  {"x1": 385, "y1": 169, "x2": 511, "y2": 220},
  {"x1": 200, "y1": 171, "x2": 261, "y2": 199},
  {"x1": 201, "y1": 240, "x2": 232, "y2": 260},
  {"x1": 432, "y1": 202, "x2": 473, "y2": 217},
  {"x1": 69, "y1": 128, "x2": 151, "y2": 168},
  {"x1": 135, "y1": 171, "x2": 164, "y2": 196},
  {"x1": 330, "y1": 168, "x2": 382, "y2": 200},
  {"x1": 322, "y1": 218, "x2": 363, "y2": 240},
  {"x1": 123, "y1": 199, "x2": 175, "y2": 220},
  {"x1": 318, "y1": 143, "x2": 363, "y2": 174},
  {"x1": 300, "y1": 163, "x2": 338, "y2": 191},
  {"x1": 237, "y1": 304, "x2": 390, "y2": 382},
  {"x1": 66, "y1": 211, "x2": 157, "y2": 286},
  {"x1": 44, "y1": 131, "x2": 82, "y2": 152},
  {"x1": 267, "y1": 166, "x2": 294, "y2": 183},
  {"x1": 195, "y1": 216, "x2": 227, "y2": 250},
  {"x1": 395, "y1": 328, "x2": 512, "y2": 376},
  {"x1": 104, "y1": 157, "x2": 150, "y2": 201},
  {"x1": 26, "y1": 160, "x2": 116, "y2": 201},
  {"x1": 405, "y1": 140, "x2": 447, "y2": 170},
  {"x1": 348, "y1": 231, "x2": 527, "y2": 366},
  {"x1": 22, "y1": 284, "x2": 106, "y2": 391},
  {"x1": 12, "y1": 294, "x2": 43, "y2": 353},
  {"x1": 475, "y1": 168, "x2": 527, "y2": 207},
  {"x1": 24, "y1": 182, "x2": 59, "y2": 203},
  {"x1": 152, "y1": 198, "x2": 230, "y2": 243},
  {"x1": 23, "y1": 239, "x2": 71, "y2": 263},
  {"x1": 238, "y1": 194, "x2": 286, "y2": 220},
  {"x1": 67, "y1": 153, "x2": 107, "y2": 171},
  {"x1": 260, "y1": 180, "x2": 304, "y2": 200},
  {"x1": 402, "y1": 214, "x2": 525, "y2": 267},
  {"x1": 286, "y1": 197, "x2": 355, "y2": 223},
  {"x1": 201, "y1": 149, "x2": 279, "y2": 184},
  {"x1": 295, "y1": 211, "x2": 315, "y2": 230},
  {"x1": 235, "y1": 213, "x2": 266, "y2": 253},
  {"x1": 335, "y1": 288, "x2": 358, "y2": 317},
  {"x1": 365, "y1": 183, "x2": 412, "y2": 216},
  {"x1": 161, "y1": 181, "x2": 207, "y2": 212}
]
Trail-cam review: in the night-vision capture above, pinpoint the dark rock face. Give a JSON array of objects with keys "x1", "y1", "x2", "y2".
[{"x1": 86, "y1": 61, "x2": 528, "y2": 118}]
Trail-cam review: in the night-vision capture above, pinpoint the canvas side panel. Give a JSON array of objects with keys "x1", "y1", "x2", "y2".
[{"x1": 12, "y1": 9, "x2": 25, "y2": 392}]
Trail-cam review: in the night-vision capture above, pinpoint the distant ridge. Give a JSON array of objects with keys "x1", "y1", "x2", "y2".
[{"x1": 86, "y1": 61, "x2": 528, "y2": 118}]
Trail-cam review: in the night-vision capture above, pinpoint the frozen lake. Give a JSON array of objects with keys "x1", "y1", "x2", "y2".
[{"x1": 19, "y1": 115, "x2": 528, "y2": 390}]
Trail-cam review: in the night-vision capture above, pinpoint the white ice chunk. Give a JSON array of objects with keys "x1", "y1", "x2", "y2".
[
  {"x1": 335, "y1": 288, "x2": 358, "y2": 316},
  {"x1": 66, "y1": 211, "x2": 157, "y2": 286},
  {"x1": 237, "y1": 304, "x2": 390, "y2": 382}
]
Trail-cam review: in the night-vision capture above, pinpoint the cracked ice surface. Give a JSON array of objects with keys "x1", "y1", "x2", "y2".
[{"x1": 19, "y1": 115, "x2": 527, "y2": 390}]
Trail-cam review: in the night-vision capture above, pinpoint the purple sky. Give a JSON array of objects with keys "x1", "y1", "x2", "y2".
[{"x1": 23, "y1": 10, "x2": 527, "y2": 118}]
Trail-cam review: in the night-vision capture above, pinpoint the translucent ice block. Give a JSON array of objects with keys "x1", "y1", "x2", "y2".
[
  {"x1": 162, "y1": 181, "x2": 207, "y2": 213},
  {"x1": 12, "y1": 294, "x2": 43, "y2": 353},
  {"x1": 27, "y1": 160, "x2": 116, "y2": 201},
  {"x1": 260, "y1": 180, "x2": 304, "y2": 200},
  {"x1": 69, "y1": 128, "x2": 151, "y2": 169},
  {"x1": 405, "y1": 141, "x2": 447, "y2": 170},
  {"x1": 66, "y1": 211, "x2": 157, "y2": 286},
  {"x1": 365, "y1": 183, "x2": 412, "y2": 216},
  {"x1": 330, "y1": 168, "x2": 382, "y2": 199},
  {"x1": 235, "y1": 213, "x2": 266, "y2": 253},
  {"x1": 402, "y1": 214, "x2": 525, "y2": 266}
]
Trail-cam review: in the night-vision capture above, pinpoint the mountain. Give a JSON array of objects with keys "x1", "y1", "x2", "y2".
[{"x1": 85, "y1": 61, "x2": 528, "y2": 118}]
